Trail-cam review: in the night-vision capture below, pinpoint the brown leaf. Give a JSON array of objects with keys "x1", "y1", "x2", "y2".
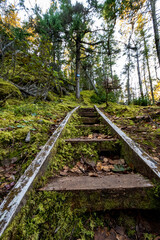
[
  {"x1": 154, "y1": 237, "x2": 160, "y2": 240},
  {"x1": 76, "y1": 162, "x2": 86, "y2": 172},
  {"x1": 116, "y1": 234, "x2": 126, "y2": 240},
  {"x1": 101, "y1": 166, "x2": 111, "y2": 172},
  {"x1": 102, "y1": 165, "x2": 114, "y2": 172},
  {"x1": 109, "y1": 159, "x2": 125, "y2": 165},
  {"x1": 97, "y1": 135, "x2": 102, "y2": 139},
  {"x1": 109, "y1": 159, "x2": 122, "y2": 165},
  {"x1": 0, "y1": 183, "x2": 8, "y2": 188},
  {"x1": 4, "y1": 173, "x2": 11, "y2": 178},
  {"x1": 70, "y1": 167, "x2": 82, "y2": 174},
  {"x1": 115, "y1": 226, "x2": 125, "y2": 235},
  {"x1": 94, "y1": 227, "x2": 109, "y2": 240},
  {"x1": 59, "y1": 171, "x2": 68, "y2": 176},
  {"x1": 100, "y1": 134, "x2": 106, "y2": 139},
  {"x1": 120, "y1": 159, "x2": 125, "y2": 164},
  {"x1": 8, "y1": 175, "x2": 15, "y2": 181},
  {"x1": 88, "y1": 134, "x2": 93, "y2": 139},
  {"x1": 96, "y1": 162, "x2": 102, "y2": 171},
  {"x1": 0, "y1": 167, "x2": 5, "y2": 173},
  {"x1": 88, "y1": 172, "x2": 99, "y2": 177},
  {"x1": 103, "y1": 158, "x2": 109, "y2": 163},
  {"x1": 63, "y1": 166, "x2": 69, "y2": 172}
]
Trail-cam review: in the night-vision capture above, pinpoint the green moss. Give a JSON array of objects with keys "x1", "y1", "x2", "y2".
[
  {"x1": 118, "y1": 213, "x2": 136, "y2": 237},
  {"x1": 144, "y1": 233, "x2": 156, "y2": 240},
  {"x1": 0, "y1": 79, "x2": 22, "y2": 101},
  {"x1": 1, "y1": 93, "x2": 160, "y2": 239},
  {"x1": 2, "y1": 191, "x2": 101, "y2": 240},
  {"x1": 46, "y1": 91, "x2": 58, "y2": 101},
  {"x1": 0, "y1": 131, "x2": 13, "y2": 144}
]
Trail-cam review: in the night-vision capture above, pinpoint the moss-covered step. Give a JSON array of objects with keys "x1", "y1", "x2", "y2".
[
  {"x1": 65, "y1": 138, "x2": 120, "y2": 152},
  {"x1": 75, "y1": 124, "x2": 107, "y2": 131},
  {"x1": 74, "y1": 125, "x2": 109, "y2": 135},
  {"x1": 40, "y1": 174, "x2": 155, "y2": 210},
  {"x1": 78, "y1": 111, "x2": 98, "y2": 117},
  {"x1": 78, "y1": 108, "x2": 96, "y2": 113},
  {"x1": 79, "y1": 117, "x2": 100, "y2": 125}
]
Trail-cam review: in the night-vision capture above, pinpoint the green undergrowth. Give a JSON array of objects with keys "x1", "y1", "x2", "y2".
[
  {"x1": 1, "y1": 111, "x2": 104, "y2": 239},
  {"x1": 0, "y1": 93, "x2": 94, "y2": 185},
  {"x1": 104, "y1": 102, "x2": 159, "y2": 118},
  {"x1": 105, "y1": 102, "x2": 142, "y2": 118},
  {"x1": 3, "y1": 191, "x2": 105, "y2": 240},
  {"x1": 0, "y1": 89, "x2": 107, "y2": 194},
  {"x1": 0, "y1": 79, "x2": 22, "y2": 105},
  {"x1": 1, "y1": 91, "x2": 159, "y2": 239},
  {"x1": 1, "y1": 103, "x2": 159, "y2": 240},
  {"x1": 1, "y1": 112, "x2": 117, "y2": 239}
]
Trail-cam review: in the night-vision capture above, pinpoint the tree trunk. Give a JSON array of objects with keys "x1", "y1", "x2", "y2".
[
  {"x1": 143, "y1": 36, "x2": 155, "y2": 104},
  {"x1": 109, "y1": 55, "x2": 113, "y2": 84},
  {"x1": 136, "y1": 48, "x2": 143, "y2": 98},
  {"x1": 127, "y1": 49, "x2": 131, "y2": 105},
  {"x1": 76, "y1": 37, "x2": 81, "y2": 99},
  {"x1": 81, "y1": 64, "x2": 98, "y2": 93},
  {"x1": 146, "y1": 56, "x2": 154, "y2": 104},
  {"x1": 143, "y1": 55, "x2": 149, "y2": 96},
  {"x1": 150, "y1": 0, "x2": 160, "y2": 65}
]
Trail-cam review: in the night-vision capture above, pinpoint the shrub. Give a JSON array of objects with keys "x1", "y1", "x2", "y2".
[
  {"x1": 90, "y1": 88, "x2": 106, "y2": 104},
  {"x1": 132, "y1": 96, "x2": 151, "y2": 106}
]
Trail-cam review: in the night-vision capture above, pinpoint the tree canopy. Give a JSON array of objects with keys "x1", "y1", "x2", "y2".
[{"x1": 0, "y1": 0, "x2": 159, "y2": 104}]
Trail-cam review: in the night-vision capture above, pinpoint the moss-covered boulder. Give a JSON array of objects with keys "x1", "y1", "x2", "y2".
[{"x1": 0, "y1": 79, "x2": 22, "y2": 101}]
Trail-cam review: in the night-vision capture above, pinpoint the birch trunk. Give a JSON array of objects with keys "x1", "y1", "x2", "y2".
[
  {"x1": 143, "y1": 36, "x2": 155, "y2": 104},
  {"x1": 127, "y1": 49, "x2": 131, "y2": 104},
  {"x1": 136, "y1": 48, "x2": 143, "y2": 98},
  {"x1": 150, "y1": 0, "x2": 160, "y2": 65}
]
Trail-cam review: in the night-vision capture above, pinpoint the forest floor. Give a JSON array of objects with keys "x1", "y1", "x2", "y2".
[
  {"x1": 102, "y1": 102, "x2": 160, "y2": 165},
  {"x1": 0, "y1": 91, "x2": 160, "y2": 240}
]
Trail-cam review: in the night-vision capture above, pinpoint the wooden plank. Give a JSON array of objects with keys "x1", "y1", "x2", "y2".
[
  {"x1": 40, "y1": 174, "x2": 153, "y2": 192},
  {"x1": 0, "y1": 106, "x2": 80, "y2": 237},
  {"x1": 95, "y1": 106, "x2": 160, "y2": 181}
]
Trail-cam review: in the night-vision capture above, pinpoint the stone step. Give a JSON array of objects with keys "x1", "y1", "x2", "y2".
[{"x1": 39, "y1": 174, "x2": 154, "y2": 210}]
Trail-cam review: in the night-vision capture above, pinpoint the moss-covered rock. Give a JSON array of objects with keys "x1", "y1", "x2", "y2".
[
  {"x1": 46, "y1": 91, "x2": 58, "y2": 101},
  {"x1": 0, "y1": 79, "x2": 22, "y2": 101}
]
